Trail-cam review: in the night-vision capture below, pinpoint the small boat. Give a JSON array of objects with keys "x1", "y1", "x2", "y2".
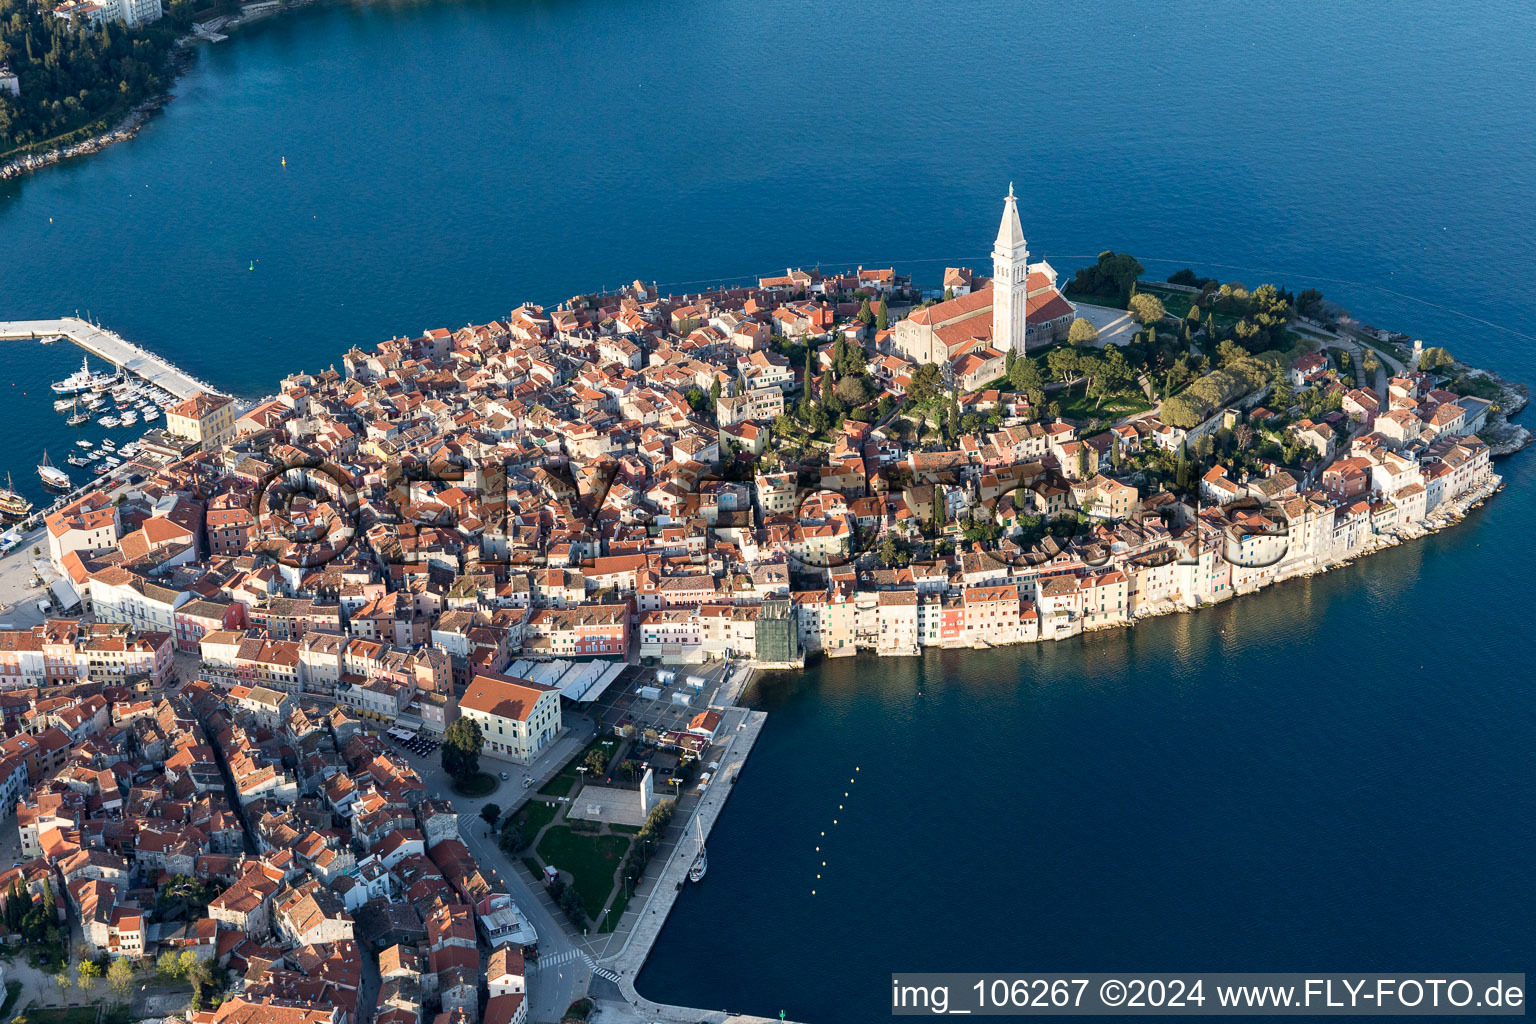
[
  {"x1": 0, "y1": 474, "x2": 32, "y2": 518},
  {"x1": 76, "y1": 439, "x2": 93, "y2": 449},
  {"x1": 688, "y1": 815, "x2": 707, "y2": 883},
  {"x1": 53, "y1": 398, "x2": 75, "y2": 412},
  {"x1": 100, "y1": 439, "x2": 116, "y2": 450},
  {"x1": 103, "y1": 456, "x2": 121, "y2": 467},
  {"x1": 87, "y1": 451, "x2": 102, "y2": 461},
  {"x1": 37, "y1": 451, "x2": 71, "y2": 490},
  {"x1": 143, "y1": 408, "x2": 160, "y2": 421},
  {"x1": 67, "y1": 453, "x2": 91, "y2": 467},
  {"x1": 84, "y1": 394, "x2": 106, "y2": 409},
  {"x1": 93, "y1": 464, "x2": 112, "y2": 476},
  {"x1": 40, "y1": 335, "x2": 59, "y2": 345},
  {"x1": 66, "y1": 404, "x2": 91, "y2": 426},
  {"x1": 120, "y1": 411, "x2": 138, "y2": 426},
  {"x1": 99, "y1": 416, "x2": 121, "y2": 428}
]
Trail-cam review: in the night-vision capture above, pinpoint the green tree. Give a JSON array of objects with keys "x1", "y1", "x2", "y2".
[
  {"x1": 440, "y1": 717, "x2": 484, "y2": 782},
  {"x1": 875, "y1": 297, "x2": 889, "y2": 332},
  {"x1": 908, "y1": 362, "x2": 943, "y2": 406},
  {"x1": 1067, "y1": 317, "x2": 1100, "y2": 346},
  {"x1": 107, "y1": 956, "x2": 134, "y2": 999},
  {"x1": 156, "y1": 950, "x2": 184, "y2": 980},
  {"x1": 77, "y1": 958, "x2": 101, "y2": 988},
  {"x1": 479, "y1": 803, "x2": 501, "y2": 827},
  {"x1": 1128, "y1": 292, "x2": 1166, "y2": 325},
  {"x1": 1047, "y1": 346, "x2": 1081, "y2": 382},
  {"x1": 584, "y1": 747, "x2": 609, "y2": 775},
  {"x1": 559, "y1": 884, "x2": 588, "y2": 926},
  {"x1": 835, "y1": 374, "x2": 870, "y2": 407},
  {"x1": 708, "y1": 379, "x2": 721, "y2": 412},
  {"x1": 857, "y1": 297, "x2": 873, "y2": 326},
  {"x1": 1076, "y1": 444, "x2": 1089, "y2": 479},
  {"x1": 1069, "y1": 251, "x2": 1144, "y2": 300},
  {"x1": 1008, "y1": 356, "x2": 1042, "y2": 392}
]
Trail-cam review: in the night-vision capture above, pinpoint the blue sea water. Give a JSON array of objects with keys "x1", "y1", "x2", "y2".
[{"x1": 2, "y1": 0, "x2": 1533, "y2": 1019}]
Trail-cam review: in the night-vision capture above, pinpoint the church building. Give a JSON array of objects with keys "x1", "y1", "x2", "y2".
[{"x1": 889, "y1": 186, "x2": 1076, "y2": 389}]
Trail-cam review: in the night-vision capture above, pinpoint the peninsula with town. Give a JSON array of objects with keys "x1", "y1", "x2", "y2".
[{"x1": 0, "y1": 190, "x2": 1524, "y2": 1024}]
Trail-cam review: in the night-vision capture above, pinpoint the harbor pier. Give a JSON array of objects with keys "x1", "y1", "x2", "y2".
[{"x1": 0, "y1": 317, "x2": 226, "y2": 400}]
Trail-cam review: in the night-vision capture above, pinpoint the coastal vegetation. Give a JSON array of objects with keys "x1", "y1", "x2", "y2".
[{"x1": 0, "y1": 0, "x2": 193, "y2": 154}]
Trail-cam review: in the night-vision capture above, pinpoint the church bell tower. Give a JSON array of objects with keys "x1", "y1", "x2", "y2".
[{"x1": 992, "y1": 183, "x2": 1030, "y2": 356}]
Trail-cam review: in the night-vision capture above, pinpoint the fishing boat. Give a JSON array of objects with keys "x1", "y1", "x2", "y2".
[
  {"x1": 51, "y1": 356, "x2": 119, "y2": 395},
  {"x1": 67, "y1": 452, "x2": 91, "y2": 468},
  {"x1": 66, "y1": 404, "x2": 91, "y2": 426},
  {"x1": 37, "y1": 451, "x2": 71, "y2": 490},
  {"x1": 688, "y1": 815, "x2": 707, "y2": 883},
  {"x1": 0, "y1": 475, "x2": 32, "y2": 518}
]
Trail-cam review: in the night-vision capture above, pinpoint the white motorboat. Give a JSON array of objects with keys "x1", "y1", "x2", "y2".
[
  {"x1": 75, "y1": 439, "x2": 93, "y2": 449},
  {"x1": 143, "y1": 407, "x2": 160, "y2": 421},
  {"x1": 120, "y1": 411, "x2": 138, "y2": 426},
  {"x1": 53, "y1": 398, "x2": 76, "y2": 412},
  {"x1": 688, "y1": 815, "x2": 707, "y2": 883},
  {"x1": 67, "y1": 452, "x2": 91, "y2": 467},
  {"x1": 99, "y1": 416, "x2": 121, "y2": 428},
  {"x1": 100, "y1": 439, "x2": 116, "y2": 450}
]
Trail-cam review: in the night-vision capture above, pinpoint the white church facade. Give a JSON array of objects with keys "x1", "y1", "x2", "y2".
[{"x1": 890, "y1": 186, "x2": 1075, "y2": 388}]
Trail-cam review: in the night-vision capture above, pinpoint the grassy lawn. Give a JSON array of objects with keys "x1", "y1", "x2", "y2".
[
  {"x1": 451, "y1": 772, "x2": 497, "y2": 798},
  {"x1": 20, "y1": 1007, "x2": 104, "y2": 1024},
  {"x1": 535, "y1": 826, "x2": 633, "y2": 920},
  {"x1": 1065, "y1": 288, "x2": 1126, "y2": 310},
  {"x1": 599, "y1": 882, "x2": 631, "y2": 933},
  {"x1": 505, "y1": 799, "x2": 559, "y2": 848},
  {"x1": 1056, "y1": 384, "x2": 1152, "y2": 422}
]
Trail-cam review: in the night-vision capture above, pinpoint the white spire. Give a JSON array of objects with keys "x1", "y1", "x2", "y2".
[
  {"x1": 995, "y1": 183, "x2": 1026, "y2": 250},
  {"x1": 992, "y1": 183, "x2": 1030, "y2": 356}
]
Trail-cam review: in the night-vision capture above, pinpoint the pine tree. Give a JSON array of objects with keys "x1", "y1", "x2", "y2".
[{"x1": 875, "y1": 298, "x2": 889, "y2": 332}]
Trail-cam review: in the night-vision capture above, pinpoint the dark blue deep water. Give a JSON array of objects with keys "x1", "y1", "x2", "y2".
[{"x1": 2, "y1": 0, "x2": 1533, "y2": 1019}]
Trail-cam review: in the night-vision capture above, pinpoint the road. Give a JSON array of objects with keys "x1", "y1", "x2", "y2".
[{"x1": 390, "y1": 715, "x2": 600, "y2": 1023}]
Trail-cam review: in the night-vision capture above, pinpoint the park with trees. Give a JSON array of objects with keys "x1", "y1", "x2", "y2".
[{"x1": 0, "y1": 0, "x2": 194, "y2": 155}]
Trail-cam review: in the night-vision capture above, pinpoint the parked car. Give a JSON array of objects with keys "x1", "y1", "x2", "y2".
[{"x1": 499, "y1": 771, "x2": 509, "y2": 780}]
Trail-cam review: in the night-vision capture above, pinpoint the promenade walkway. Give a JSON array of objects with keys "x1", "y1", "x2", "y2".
[{"x1": 0, "y1": 317, "x2": 226, "y2": 399}]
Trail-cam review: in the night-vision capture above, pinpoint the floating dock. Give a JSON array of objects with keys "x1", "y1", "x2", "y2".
[{"x1": 0, "y1": 317, "x2": 226, "y2": 400}]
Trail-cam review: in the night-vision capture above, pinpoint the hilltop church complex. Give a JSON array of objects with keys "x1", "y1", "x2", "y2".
[{"x1": 889, "y1": 186, "x2": 1077, "y2": 388}]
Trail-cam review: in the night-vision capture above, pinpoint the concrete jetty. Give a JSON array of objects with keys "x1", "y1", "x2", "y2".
[{"x1": 0, "y1": 317, "x2": 226, "y2": 399}]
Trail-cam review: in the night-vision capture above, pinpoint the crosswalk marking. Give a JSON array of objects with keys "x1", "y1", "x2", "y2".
[{"x1": 532, "y1": 947, "x2": 620, "y2": 982}]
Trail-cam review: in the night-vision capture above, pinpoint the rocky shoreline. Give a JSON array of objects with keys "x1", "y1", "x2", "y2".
[{"x1": 0, "y1": 100, "x2": 165, "y2": 181}]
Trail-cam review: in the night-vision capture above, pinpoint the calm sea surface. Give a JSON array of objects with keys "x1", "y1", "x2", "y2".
[{"x1": 3, "y1": 1, "x2": 1533, "y2": 1019}]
